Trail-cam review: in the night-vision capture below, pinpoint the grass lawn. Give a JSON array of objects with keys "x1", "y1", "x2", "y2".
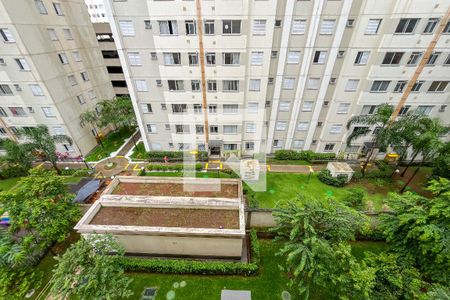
[
  {"x1": 130, "y1": 142, "x2": 146, "y2": 161},
  {"x1": 85, "y1": 127, "x2": 135, "y2": 162},
  {"x1": 61, "y1": 176, "x2": 84, "y2": 184},
  {"x1": 266, "y1": 158, "x2": 310, "y2": 165},
  {"x1": 351, "y1": 241, "x2": 388, "y2": 260},
  {"x1": 0, "y1": 177, "x2": 21, "y2": 192}
]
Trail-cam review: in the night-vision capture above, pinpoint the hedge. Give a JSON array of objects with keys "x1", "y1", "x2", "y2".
[
  {"x1": 274, "y1": 150, "x2": 336, "y2": 162},
  {"x1": 60, "y1": 168, "x2": 94, "y2": 177},
  {"x1": 119, "y1": 230, "x2": 260, "y2": 276},
  {"x1": 317, "y1": 169, "x2": 348, "y2": 187},
  {"x1": 147, "y1": 163, "x2": 203, "y2": 172},
  {"x1": 146, "y1": 151, "x2": 208, "y2": 162}
]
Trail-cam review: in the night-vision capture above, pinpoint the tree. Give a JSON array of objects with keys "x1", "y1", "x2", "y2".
[
  {"x1": 0, "y1": 168, "x2": 80, "y2": 251},
  {"x1": 272, "y1": 197, "x2": 374, "y2": 299},
  {"x1": 18, "y1": 125, "x2": 72, "y2": 174},
  {"x1": 346, "y1": 103, "x2": 394, "y2": 175},
  {"x1": 50, "y1": 234, "x2": 133, "y2": 300},
  {"x1": 97, "y1": 97, "x2": 136, "y2": 134},
  {"x1": 432, "y1": 141, "x2": 450, "y2": 179},
  {"x1": 379, "y1": 178, "x2": 450, "y2": 283},
  {"x1": 80, "y1": 110, "x2": 104, "y2": 148},
  {"x1": 0, "y1": 139, "x2": 34, "y2": 178}
]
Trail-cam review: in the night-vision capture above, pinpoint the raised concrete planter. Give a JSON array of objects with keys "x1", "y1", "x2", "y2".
[{"x1": 326, "y1": 162, "x2": 354, "y2": 183}]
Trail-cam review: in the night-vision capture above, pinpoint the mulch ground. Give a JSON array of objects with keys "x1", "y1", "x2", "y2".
[
  {"x1": 112, "y1": 182, "x2": 239, "y2": 198},
  {"x1": 89, "y1": 206, "x2": 239, "y2": 229}
]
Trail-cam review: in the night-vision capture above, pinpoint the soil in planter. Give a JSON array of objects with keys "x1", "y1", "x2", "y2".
[
  {"x1": 112, "y1": 182, "x2": 239, "y2": 198},
  {"x1": 89, "y1": 207, "x2": 239, "y2": 229}
]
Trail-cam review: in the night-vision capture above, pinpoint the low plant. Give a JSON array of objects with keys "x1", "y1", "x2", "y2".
[
  {"x1": 274, "y1": 150, "x2": 336, "y2": 162},
  {"x1": 146, "y1": 163, "x2": 202, "y2": 172},
  {"x1": 146, "y1": 151, "x2": 208, "y2": 162},
  {"x1": 342, "y1": 187, "x2": 366, "y2": 209},
  {"x1": 317, "y1": 169, "x2": 348, "y2": 187}
]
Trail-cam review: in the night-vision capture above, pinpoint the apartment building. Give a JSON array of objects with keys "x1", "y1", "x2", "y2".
[
  {"x1": 84, "y1": 0, "x2": 108, "y2": 23},
  {"x1": 103, "y1": 0, "x2": 450, "y2": 157},
  {"x1": 94, "y1": 23, "x2": 129, "y2": 97},
  {"x1": 0, "y1": 0, "x2": 115, "y2": 156}
]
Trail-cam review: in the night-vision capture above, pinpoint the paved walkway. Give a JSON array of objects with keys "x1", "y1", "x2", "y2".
[
  {"x1": 93, "y1": 156, "x2": 130, "y2": 177},
  {"x1": 116, "y1": 131, "x2": 141, "y2": 156},
  {"x1": 268, "y1": 164, "x2": 325, "y2": 173}
]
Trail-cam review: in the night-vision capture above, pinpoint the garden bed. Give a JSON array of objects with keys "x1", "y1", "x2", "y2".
[{"x1": 89, "y1": 206, "x2": 239, "y2": 229}]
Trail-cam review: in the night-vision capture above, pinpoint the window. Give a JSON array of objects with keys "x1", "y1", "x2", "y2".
[
  {"x1": 361, "y1": 105, "x2": 377, "y2": 115},
  {"x1": 283, "y1": 77, "x2": 295, "y2": 90},
  {"x1": 193, "y1": 104, "x2": 202, "y2": 113},
  {"x1": 185, "y1": 20, "x2": 197, "y2": 35},
  {"x1": 365, "y1": 19, "x2": 381, "y2": 34},
  {"x1": 163, "y1": 52, "x2": 181, "y2": 65},
  {"x1": 249, "y1": 79, "x2": 261, "y2": 91},
  {"x1": 251, "y1": 52, "x2": 264, "y2": 65},
  {"x1": 146, "y1": 124, "x2": 157, "y2": 133},
  {"x1": 0, "y1": 28, "x2": 14, "y2": 42},
  {"x1": 72, "y1": 51, "x2": 81, "y2": 62},
  {"x1": 209, "y1": 125, "x2": 218, "y2": 134},
  {"x1": 444, "y1": 54, "x2": 450, "y2": 65},
  {"x1": 88, "y1": 90, "x2": 96, "y2": 100},
  {"x1": 273, "y1": 139, "x2": 283, "y2": 148},
  {"x1": 156, "y1": 80, "x2": 162, "y2": 86},
  {"x1": 204, "y1": 20, "x2": 215, "y2": 35},
  {"x1": 329, "y1": 124, "x2": 343, "y2": 134},
  {"x1": 206, "y1": 52, "x2": 216, "y2": 65},
  {"x1": 411, "y1": 81, "x2": 424, "y2": 92},
  {"x1": 293, "y1": 140, "x2": 304, "y2": 149},
  {"x1": 135, "y1": 80, "x2": 148, "y2": 92},
  {"x1": 324, "y1": 143, "x2": 335, "y2": 151},
  {"x1": 268, "y1": 78, "x2": 274, "y2": 84},
  {"x1": 35, "y1": 0, "x2": 48, "y2": 14},
  {"x1": 337, "y1": 50, "x2": 345, "y2": 58},
  {"x1": 53, "y1": 126, "x2": 65, "y2": 135},
  {"x1": 426, "y1": 52, "x2": 440, "y2": 65},
  {"x1": 246, "y1": 122, "x2": 256, "y2": 133},
  {"x1": 275, "y1": 20, "x2": 282, "y2": 27},
  {"x1": 424, "y1": 18, "x2": 439, "y2": 33},
  {"x1": 307, "y1": 77, "x2": 320, "y2": 90},
  {"x1": 320, "y1": 19, "x2": 335, "y2": 34},
  {"x1": 144, "y1": 20, "x2": 152, "y2": 29},
  {"x1": 223, "y1": 104, "x2": 238, "y2": 114},
  {"x1": 63, "y1": 28, "x2": 73, "y2": 40},
  {"x1": 191, "y1": 80, "x2": 200, "y2": 91},
  {"x1": 398, "y1": 105, "x2": 411, "y2": 115},
  {"x1": 382, "y1": 52, "x2": 404, "y2": 65},
  {"x1": 207, "y1": 80, "x2": 217, "y2": 92},
  {"x1": 395, "y1": 18, "x2": 419, "y2": 34},
  {"x1": 223, "y1": 80, "x2": 239, "y2": 92},
  {"x1": 223, "y1": 125, "x2": 238, "y2": 134},
  {"x1": 337, "y1": 103, "x2": 350, "y2": 114},
  {"x1": 222, "y1": 20, "x2": 241, "y2": 34},
  {"x1": 345, "y1": 79, "x2": 359, "y2": 91},
  {"x1": 128, "y1": 52, "x2": 142, "y2": 65},
  {"x1": 0, "y1": 108, "x2": 7, "y2": 117},
  {"x1": 47, "y1": 28, "x2": 58, "y2": 41},
  {"x1": 188, "y1": 53, "x2": 198, "y2": 65},
  {"x1": 151, "y1": 143, "x2": 161, "y2": 151},
  {"x1": 161, "y1": 104, "x2": 167, "y2": 110},
  {"x1": 247, "y1": 103, "x2": 258, "y2": 114},
  {"x1": 0, "y1": 85, "x2": 13, "y2": 96},
  {"x1": 76, "y1": 95, "x2": 85, "y2": 104},
  {"x1": 40, "y1": 106, "x2": 55, "y2": 117},
  {"x1": 168, "y1": 80, "x2": 184, "y2": 91},
  {"x1": 195, "y1": 125, "x2": 204, "y2": 134},
  {"x1": 393, "y1": 81, "x2": 407, "y2": 93},
  {"x1": 222, "y1": 52, "x2": 240, "y2": 65},
  {"x1": 15, "y1": 58, "x2": 30, "y2": 70},
  {"x1": 224, "y1": 144, "x2": 237, "y2": 151},
  {"x1": 57, "y1": 53, "x2": 68, "y2": 64},
  {"x1": 444, "y1": 21, "x2": 450, "y2": 33},
  {"x1": 68, "y1": 75, "x2": 77, "y2": 86},
  {"x1": 415, "y1": 105, "x2": 433, "y2": 116},
  {"x1": 253, "y1": 19, "x2": 266, "y2": 35},
  {"x1": 80, "y1": 72, "x2": 89, "y2": 81},
  {"x1": 292, "y1": 19, "x2": 306, "y2": 35},
  {"x1": 354, "y1": 51, "x2": 369, "y2": 65},
  {"x1": 159, "y1": 20, "x2": 178, "y2": 35},
  {"x1": 302, "y1": 101, "x2": 314, "y2": 112},
  {"x1": 209, "y1": 104, "x2": 217, "y2": 113},
  {"x1": 371, "y1": 80, "x2": 390, "y2": 92},
  {"x1": 428, "y1": 81, "x2": 448, "y2": 92},
  {"x1": 276, "y1": 121, "x2": 287, "y2": 131},
  {"x1": 279, "y1": 101, "x2": 290, "y2": 111},
  {"x1": 313, "y1": 51, "x2": 326, "y2": 64},
  {"x1": 297, "y1": 122, "x2": 308, "y2": 131},
  {"x1": 287, "y1": 51, "x2": 300, "y2": 64},
  {"x1": 407, "y1": 52, "x2": 422, "y2": 65},
  {"x1": 245, "y1": 142, "x2": 255, "y2": 150},
  {"x1": 13, "y1": 84, "x2": 21, "y2": 92},
  {"x1": 119, "y1": 20, "x2": 135, "y2": 36},
  {"x1": 53, "y1": 2, "x2": 64, "y2": 15},
  {"x1": 150, "y1": 52, "x2": 157, "y2": 60},
  {"x1": 172, "y1": 104, "x2": 188, "y2": 113},
  {"x1": 29, "y1": 84, "x2": 44, "y2": 96}
]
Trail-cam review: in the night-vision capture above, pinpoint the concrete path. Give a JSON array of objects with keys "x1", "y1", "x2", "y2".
[
  {"x1": 268, "y1": 164, "x2": 325, "y2": 173},
  {"x1": 116, "y1": 131, "x2": 141, "y2": 156},
  {"x1": 94, "y1": 156, "x2": 130, "y2": 177}
]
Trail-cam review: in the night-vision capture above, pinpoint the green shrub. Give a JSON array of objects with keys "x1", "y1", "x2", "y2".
[
  {"x1": 146, "y1": 163, "x2": 202, "y2": 171},
  {"x1": 0, "y1": 165, "x2": 29, "y2": 179},
  {"x1": 352, "y1": 170, "x2": 363, "y2": 180},
  {"x1": 119, "y1": 230, "x2": 260, "y2": 276},
  {"x1": 342, "y1": 188, "x2": 366, "y2": 209},
  {"x1": 274, "y1": 150, "x2": 336, "y2": 162},
  {"x1": 146, "y1": 151, "x2": 208, "y2": 162},
  {"x1": 317, "y1": 169, "x2": 348, "y2": 187},
  {"x1": 60, "y1": 168, "x2": 93, "y2": 177}
]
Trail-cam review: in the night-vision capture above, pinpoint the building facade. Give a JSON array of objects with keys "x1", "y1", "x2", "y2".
[
  {"x1": 84, "y1": 0, "x2": 108, "y2": 23},
  {"x1": 0, "y1": 0, "x2": 115, "y2": 156},
  {"x1": 103, "y1": 0, "x2": 450, "y2": 156}
]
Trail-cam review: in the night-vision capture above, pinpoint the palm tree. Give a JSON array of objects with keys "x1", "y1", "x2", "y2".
[
  {"x1": 346, "y1": 103, "x2": 393, "y2": 175},
  {"x1": 18, "y1": 125, "x2": 72, "y2": 174},
  {"x1": 80, "y1": 110, "x2": 104, "y2": 148}
]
